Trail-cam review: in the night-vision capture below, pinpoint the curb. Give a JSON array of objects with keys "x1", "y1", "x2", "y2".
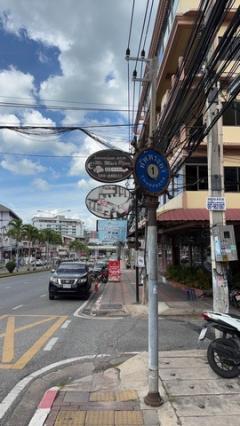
[{"x1": 28, "y1": 386, "x2": 59, "y2": 426}]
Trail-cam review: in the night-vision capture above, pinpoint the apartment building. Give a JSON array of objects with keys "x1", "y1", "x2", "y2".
[
  {"x1": 32, "y1": 215, "x2": 84, "y2": 239},
  {"x1": 134, "y1": 0, "x2": 240, "y2": 270}
]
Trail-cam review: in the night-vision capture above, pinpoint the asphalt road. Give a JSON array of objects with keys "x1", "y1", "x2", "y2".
[{"x1": 0, "y1": 271, "x2": 205, "y2": 424}]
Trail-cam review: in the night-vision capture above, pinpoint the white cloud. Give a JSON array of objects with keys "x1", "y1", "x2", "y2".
[
  {"x1": 0, "y1": 157, "x2": 46, "y2": 175},
  {"x1": 0, "y1": 67, "x2": 36, "y2": 105},
  {"x1": 32, "y1": 178, "x2": 50, "y2": 191}
]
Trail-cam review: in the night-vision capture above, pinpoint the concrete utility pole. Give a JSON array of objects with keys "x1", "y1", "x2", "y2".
[
  {"x1": 126, "y1": 52, "x2": 163, "y2": 406},
  {"x1": 143, "y1": 57, "x2": 163, "y2": 407},
  {"x1": 206, "y1": 77, "x2": 229, "y2": 312}
]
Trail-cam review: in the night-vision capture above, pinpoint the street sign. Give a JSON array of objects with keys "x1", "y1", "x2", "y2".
[
  {"x1": 134, "y1": 148, "x2": 170, "y2": 195},
  {"x1": 85, "y1": 149, "x2": 133, "y2": 183},
  {"x1": 206, "y1": 196, "x2": 226, "y2": 211},
  {"x1": 85, "y1": 184, "x2": 133, "y2": 219}
]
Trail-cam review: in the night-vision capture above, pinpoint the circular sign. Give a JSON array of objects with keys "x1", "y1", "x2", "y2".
[
  {"x1": 134, "y1": 148, "x2": 170, "y2": 195},
  {"x1": 85, "y1": 149, "x2": 133, "y2": 183},
  {"x1": 85, "y1": 184, "x2": 133, "y2": 219}
]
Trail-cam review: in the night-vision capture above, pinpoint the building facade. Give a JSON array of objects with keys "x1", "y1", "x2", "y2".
[
  {"x1": 32, "y1": 215, "x2": 85, "y2": 239},
  {"x1": 133, "y1": 0, "x2": 240, "y2": 271},
  {"x1": 0, "y1": 203, "x2": 21, "y2": 261}
]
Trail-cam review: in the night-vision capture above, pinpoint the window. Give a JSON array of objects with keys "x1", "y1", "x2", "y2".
[
  {"x1": 185, "y1": 164, "x2": 208, "y2": 191},
  {"x1": 224, "y1": 167, "x2": 240, "y2": 192},
  {"x1": 222, "y1": 101, "x2": 240, "y2": 126}
]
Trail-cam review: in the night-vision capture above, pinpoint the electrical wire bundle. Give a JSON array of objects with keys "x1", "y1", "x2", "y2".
[{"x1": 152, "y1": 0, "x2": 240, "y2": 176}]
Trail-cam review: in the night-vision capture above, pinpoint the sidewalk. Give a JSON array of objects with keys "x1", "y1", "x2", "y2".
[
  {"x1": 28, "y1": 267, "x2": 240, "y2": 425},
  {"x1": 31, "y1": 350, "x2": 240, "y2": 426}
]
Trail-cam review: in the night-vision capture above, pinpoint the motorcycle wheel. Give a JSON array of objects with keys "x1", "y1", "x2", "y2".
[{"x1": 207, "y1": 337, "x2": 240, "y2": 378}]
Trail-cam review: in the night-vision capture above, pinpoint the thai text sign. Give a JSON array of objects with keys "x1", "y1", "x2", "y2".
[{"x1": 85, "y1": 149, "x2": 133, "y2": 183}]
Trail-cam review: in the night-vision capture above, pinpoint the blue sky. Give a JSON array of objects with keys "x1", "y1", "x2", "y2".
[{"x1": 0, "y1": 0, "x2": 156, "y2": 230}]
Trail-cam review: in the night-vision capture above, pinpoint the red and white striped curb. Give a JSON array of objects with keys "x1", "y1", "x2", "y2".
[{"x1": 28, "y1": 386, "x2": 59, "y2": 426}]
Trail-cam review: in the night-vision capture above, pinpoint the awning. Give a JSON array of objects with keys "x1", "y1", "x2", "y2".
[{"x1": 157, "y1": 208, "x2": 240, "y2": 222}]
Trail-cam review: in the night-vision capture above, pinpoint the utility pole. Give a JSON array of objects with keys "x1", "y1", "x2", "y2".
[
  {"x1": 126, "y1": 51, "x2": 164, "y2": 406},
  {"x1": 206, "y1": 64, "x2": 229, "y2": 312}
]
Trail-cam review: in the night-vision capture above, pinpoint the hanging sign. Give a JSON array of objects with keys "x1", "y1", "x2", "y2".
[
  {"x1": 85, "y1": 149, "x2": 133, "y2": 183},
  {"x1": 134, "y1": 148, "x2": 170, "y2": 195},
  {"x1": 85, "y1": 184, "x2": 133, "y2": 219}
]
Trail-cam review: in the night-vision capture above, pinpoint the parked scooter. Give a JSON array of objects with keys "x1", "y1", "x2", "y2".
[
  {"x1": 199, "y1": 311, "x2": 240, "y2": 378},
  {"x1": 229, "y1": 288, "x2": 240, "y2": 308}
]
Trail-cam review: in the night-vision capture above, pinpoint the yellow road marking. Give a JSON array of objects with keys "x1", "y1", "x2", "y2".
[
  {"x1": 2, "y1": 317, "x2": 15, "y2": 363},
  {"x1": 0, "y1": 315, "x2": 68, "y2": 369},
  {"x1": 0, "y1": 316, "x2": 58, "y2": 338}
]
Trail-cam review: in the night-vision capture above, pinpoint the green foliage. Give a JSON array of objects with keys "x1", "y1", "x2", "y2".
[
  {"x1": 166, "y1": 264, "x2": 211, "y2": 290},
  {"x1": 5, "y1": 261, "x2": 16, "y2": 273},
  {"x1": 69, "y1": 240, "x2": 89, "y2": 255}
]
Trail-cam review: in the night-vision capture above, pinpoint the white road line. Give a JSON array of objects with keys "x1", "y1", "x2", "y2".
[
  {"x1": 43, "y1": 337, "x2": 58, "y2": 351},
  {"x1": 40, "y1": 294, "x2": 46, "y2": 298},
  {"x1": 12, "y1": 305, "x2": 23, "y2": 310},
  {"x1": 0, "y1": 353, "x2": 125, "y2": 421},
  {"x1": 61, "y1": 320, "x2": 71, "y2": 329}
]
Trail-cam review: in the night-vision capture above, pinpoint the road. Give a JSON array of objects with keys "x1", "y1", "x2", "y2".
[{"x1": 0, "y1": 271, "x2": 204, "y2": 422}]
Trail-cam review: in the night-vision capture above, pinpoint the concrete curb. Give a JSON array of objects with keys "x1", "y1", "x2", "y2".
[{"x1": 28, "y1": 386, "x2": 59, "y2": 426}]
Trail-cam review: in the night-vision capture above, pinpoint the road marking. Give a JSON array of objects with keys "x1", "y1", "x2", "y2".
[
  {"x1": 12, "y1": 305, "x2": 23, "y2": 310},
  {"x1": 0, "y1": 353, "x2": 140, "y2": 421},
  {"x1": 61, "y1": 320, "x2": 71, "y2": 329},
  {"x1": 43, "y1": 337, "x2": 58, "y2": 351},
  {"x1": 4, "y1": 287, "x2": 11, "y2": 289},
  {"x1": 0, "y1": 315, "x2": 67, "y2": 369},
  {"x1": 2, "y1": 317, "x2": 15, "y2": 363},
  {"x1": 40, "y1": 294, "x2": 46, "y2": 298},
  {"x1": 0, "y1": 316, "x2": 59, "y2": 338}
]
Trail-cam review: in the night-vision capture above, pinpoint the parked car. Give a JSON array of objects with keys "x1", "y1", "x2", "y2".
[{"x1": 49, "y1": 262, "x2": 92, "y2": 300}]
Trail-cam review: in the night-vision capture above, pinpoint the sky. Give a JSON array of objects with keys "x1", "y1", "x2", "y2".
[{"x1": 0, "y1": 0, "x2": 157, "y2": 230}]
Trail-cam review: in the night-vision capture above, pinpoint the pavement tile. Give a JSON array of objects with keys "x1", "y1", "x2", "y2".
[
  {"x1": 180, "y1": 416, "x2": 240, "y2": 426},
  {"x1": 115, "y1": 410, "x2": 144, "y2": 425},
  {"x1": 159, "y1": 357, "x2": 207, "y2": 369},
  {"x1": 63, "y1": 391, "x2": 90, "y2": 403},
  {"x1": 164, "y1": 378, "x2": 240, "y2": 396},
  {"x1": 171, "y1": 394, "x2": 240, "y2": 416},
  {"x1": 90, "y1": 391, "x2": 115, "y2": 402},
  {"x1": 85, "y1": 410, "x2": 114, "y2": 425},
  {"x1": 115, "y1": 390, "x2": 138, "y2": 401},
  {"x1": 159, "y1": 367, "x2": 217, "y2": 380},
  {"x1": 54, "y1": 410, "x2": 86, "y2": 425},
  {"x1": 143, "y1": 408, "x2": 160, "y2": 425}
]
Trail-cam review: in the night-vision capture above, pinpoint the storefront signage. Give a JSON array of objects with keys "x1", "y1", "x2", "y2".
[
  {"x1": 85, "y1": 149, "x2": 133, "y2": 183},
  {"x1": 85, "y1": 184, "x2": 133, "y2": 219}
]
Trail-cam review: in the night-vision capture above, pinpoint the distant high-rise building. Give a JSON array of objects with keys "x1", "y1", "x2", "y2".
[{"x1": 32, "y1": 214, "x2": 84, "y2": 238}]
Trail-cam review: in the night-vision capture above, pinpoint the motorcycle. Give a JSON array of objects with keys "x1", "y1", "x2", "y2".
[
  {"x1": 229, "y1": 288, "x2": 240, "y2": 308},
  {"x1": 199, "y1": 311, "x2": 240, "y2": 378}
]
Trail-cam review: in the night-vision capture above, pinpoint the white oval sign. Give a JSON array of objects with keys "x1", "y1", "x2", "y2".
[{"x1": 85, "y1": 184, "x2": 133, "y2": 219}]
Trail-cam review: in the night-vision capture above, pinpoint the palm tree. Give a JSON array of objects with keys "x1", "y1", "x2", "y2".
[
  {"x1": 38, "y1": 229, "x2": 62, "y2": 263},
  {"x1": 22, "y1": 224, "x2": 39, "y2": 268},
  {"x1": 7, "y1": 218, "x2": 24, "y2": 270}
]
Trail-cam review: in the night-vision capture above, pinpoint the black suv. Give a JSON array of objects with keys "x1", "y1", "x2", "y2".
[{"x1": 49, "y1": 262, "x2": 92, "y2": 300}]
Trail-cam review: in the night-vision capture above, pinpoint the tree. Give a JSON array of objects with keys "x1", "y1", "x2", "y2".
[
  {"x1": 7, "y1": 218, "x2": 24, "y2": 271},
  {"x1": 22, "y1": 224, "x2": 39, "y2": 267},
  {"x1": 69, "y1": 240, "x2": 89, "y2": 257},
  {"x1": 38, "y1": 229, "x2": 62, "y2": 262}
]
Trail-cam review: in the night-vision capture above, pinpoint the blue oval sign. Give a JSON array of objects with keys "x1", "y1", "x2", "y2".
[{"x1": 134, "y1": 148, "x2": 170, "y2": 195}]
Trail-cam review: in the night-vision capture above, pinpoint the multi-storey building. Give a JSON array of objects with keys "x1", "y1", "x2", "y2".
[
  {"x1": 134, "y1": 0, "x2": 240, "y2": 271},
  {"x1": 0, "y1": 203, "x2": 21, "y2": 261},
  {"x1": 32, "y1": 215, "x2": 85, "y2": 239}
]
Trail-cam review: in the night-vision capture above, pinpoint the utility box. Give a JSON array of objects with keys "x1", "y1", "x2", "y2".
[{"x1": 212, "y1": 224, "x2": 238, "y2": 262}]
